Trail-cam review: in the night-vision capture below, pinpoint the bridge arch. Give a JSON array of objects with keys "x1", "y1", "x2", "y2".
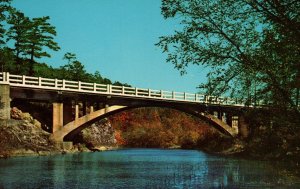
[{"x1": 50, "y1": 105, "x2": 238, "y2": 143}]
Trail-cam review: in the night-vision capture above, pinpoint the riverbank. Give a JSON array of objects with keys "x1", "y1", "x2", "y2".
[
  {"x1": 0, "y1": 119, "x2": 59, "y2": 158},
  {"x1": 0, "y1": 123, "x2": 119, "y2": 159},
  {"x1": 0, "y1": 107, "x2": 118, "y2": 158}
]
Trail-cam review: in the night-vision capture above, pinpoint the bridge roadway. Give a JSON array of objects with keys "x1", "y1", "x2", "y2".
[{"x1": 0, "y1": 72, "x2": 247, "y2": 142}]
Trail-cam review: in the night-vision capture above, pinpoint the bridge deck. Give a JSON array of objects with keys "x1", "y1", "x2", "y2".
[{"x1": 0, "y1": 72, "x2": 245, "y2": 106}]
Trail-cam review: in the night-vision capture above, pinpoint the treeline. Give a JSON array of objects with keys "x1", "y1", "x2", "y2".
[
  {"x1": 0, "y1": 0, "x2": 129, "y2": 86},
  {"x1": 110, "y1": 108, "x2": 231, "y2": 149}
]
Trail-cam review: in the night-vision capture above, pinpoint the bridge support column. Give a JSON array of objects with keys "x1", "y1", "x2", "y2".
[
  {"x1": 75, "y1": 104, "x2": 79, "y2": 120},
  {"x1": 231, "y1": 116, "x2": 239, "y2": 134},
  {"x1": 90, "y1": 106, "x2": 94, "y2": 113},
  {"x1": 213, "y1": 111, "x2": 218, "y2": 118},
  {"x1": 63, "y1": 101, "x2": 73, "y2": 125},
  {"x1": 0, "y1": 84, "x2": 10, "y2": 120},
  {"x1": 105, "y1": 104, "x2": 109, "y2": 113},
  {"x1": 53, "y1": 103, "x2": 63, "y2": 133},
  {"x1": 239, "y1": 116, "x2": 250, "y2": 138},
  {"x1": 222, "y1": 112, "x2": 227, "y2": 123}
]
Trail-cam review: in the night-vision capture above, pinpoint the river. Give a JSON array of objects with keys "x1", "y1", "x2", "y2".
[{"x1": 0, "y1": 149, "x2": 299, "y2": 188}]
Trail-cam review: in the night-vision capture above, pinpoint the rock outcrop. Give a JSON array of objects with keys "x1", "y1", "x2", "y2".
[
  {"x1": 0, "y1": 107, "x2": 58, "y2": 158},
  {"x1": 75, "y1": 119, "x2": 117, "y2": 151}
]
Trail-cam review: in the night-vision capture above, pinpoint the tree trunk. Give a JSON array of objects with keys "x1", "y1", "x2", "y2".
[
  {"x1": 29, "y1": 47, "x2": 34, "y2": 76},
  {"x1": 15, "y1": 50, "x2": 21, "y2": 74}
]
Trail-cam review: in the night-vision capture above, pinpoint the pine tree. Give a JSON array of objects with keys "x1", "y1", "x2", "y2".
[{"x1": 24, "y1": 16, "x2": 60, "y2": 75}]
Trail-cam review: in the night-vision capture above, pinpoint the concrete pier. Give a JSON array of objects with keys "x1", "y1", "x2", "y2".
[
  {"x1": 0, "y1": 84, "x2": 10, "y2": 120},
  {"x1": 52, "y1": 103, "x2": 63, "y2": 133}
]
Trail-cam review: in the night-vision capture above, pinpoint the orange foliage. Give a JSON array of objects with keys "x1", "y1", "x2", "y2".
[
  {"x1": 114, "y1": 130, "x2": 126, "y2": 146},
  {"x1": 109, "y1": 107, "x2": 216, "y2": 148}
]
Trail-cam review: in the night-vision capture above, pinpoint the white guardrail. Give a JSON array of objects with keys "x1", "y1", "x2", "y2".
[{"x1": 0, "y1": 72, "x2": 245, "y2": 106}]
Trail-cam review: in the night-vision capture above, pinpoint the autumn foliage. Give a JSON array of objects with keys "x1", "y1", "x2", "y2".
[
  {"x1": 114, "y1": 130, "x2": 126, "y2": 146},
  {"x1": 109, "y1": 107, "x2": 219, "y2": 148}
]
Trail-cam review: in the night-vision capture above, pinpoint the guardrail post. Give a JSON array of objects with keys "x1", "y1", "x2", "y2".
[
  {"x1": 122, "y1": 86, "x2": 125, "y2": 94},
  {"x1": 107, "y1": 84, "x2": 112, "y2": 93},
  {"x1": 62, "y1": 80, "x2": 65, "y2": 89},
  {"x1": 78, "y1": 81, "x2": 81, "y2": 90},
  {"x1": 22, "y1": 75, "x2": 25, "y2": 85},
  {"x1": 55, "y1": 79, "x2": 58, "y2": 88},
  {"x1": 160, "y1": 90, "x2": 163, "y2": 98},
  {"x1": 93, "y1": 83, "x2": 96, "y2": 92},
  {"x1": 184, "y1": 92, "x2": 186, "y2": 100},
  {"x1": 135, "y1": 87, "x2": 138, "y2": 96},
  {"x1": 5, "y1": 72, "x2": 9, "y2": 83},
  {"x1": 38, "y1": 77, "x2": 42, "y2": 86},
  {"x1": 148, "y1": 89, "x2": 151, "y2": 97},
  {"x1": 172, "y1": 91, "x2": 175, "y2": 99}
]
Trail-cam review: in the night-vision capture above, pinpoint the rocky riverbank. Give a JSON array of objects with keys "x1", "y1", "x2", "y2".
[
  {"x1": 0, "y1": 119, "x2": 59, "y2": 158},
  {"x1": 74, "y1": 118, "x2": 117, "y2": 151},
  {"x1": 0, "y1": 107, "x2": 118, "y2": 158}
]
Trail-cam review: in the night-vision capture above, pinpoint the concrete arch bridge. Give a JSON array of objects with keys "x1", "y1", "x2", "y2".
[{"x1": 0, "y1": 73, "x2": 249, "y2": 144}]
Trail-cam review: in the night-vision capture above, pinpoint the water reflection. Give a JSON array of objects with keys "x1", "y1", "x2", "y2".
[{"x1": 0, "y1": 149, "x2": 299, "y2": 188}]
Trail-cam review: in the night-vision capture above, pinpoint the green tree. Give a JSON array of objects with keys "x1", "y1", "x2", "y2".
[
  {"x1": 157, "y1": 0, "x2": 300, "y2": 109},
  {"x1": 92, "y1": 71, "x2": 103, "y2": 83},
  {"x1": 63, "y1": 52, "x2": 76, "y2": 64},
  {"x1": 0, "y1": 47, "x2": 14, "y2": 72},
  {"x1": 0, "y1": 0, "x2": 11, "y2": 46},
  {"x1": 6, "y1": 10, "x2": 31, "y2": 73},
  {"x1": 23, "y1": 16, "x2": 60, "y2": 75},
  {"x1": 61, "y1": 53, "x2": 87, "y2": 81}
]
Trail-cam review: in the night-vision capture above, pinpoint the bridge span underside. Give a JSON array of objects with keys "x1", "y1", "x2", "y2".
[{"x1": 9, "y1": 87, "x2": 242, "y2": 142}]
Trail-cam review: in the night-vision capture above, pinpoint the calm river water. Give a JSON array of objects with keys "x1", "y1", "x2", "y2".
[{"x1": 0, "y1": 149, "x2": 299, "y2": 188}]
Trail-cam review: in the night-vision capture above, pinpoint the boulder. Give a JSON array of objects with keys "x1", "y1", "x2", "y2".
[
  {"x1": 21, "y1": 113, "x2": 33, "y2": 122},
  {"x1": 11, "y1": 107, "x2": 22, "y2": 120},
  {"x1": 33, "y1": 119, "x2": 42, "y2": 128},
  {"x1": 77, "y1": 119, "x2": 116, "y2": 149}
]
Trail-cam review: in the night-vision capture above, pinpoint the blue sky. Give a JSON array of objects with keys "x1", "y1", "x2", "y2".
[{"x1": 12, "y1": 0, "x2": 208, "y2": 93}]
